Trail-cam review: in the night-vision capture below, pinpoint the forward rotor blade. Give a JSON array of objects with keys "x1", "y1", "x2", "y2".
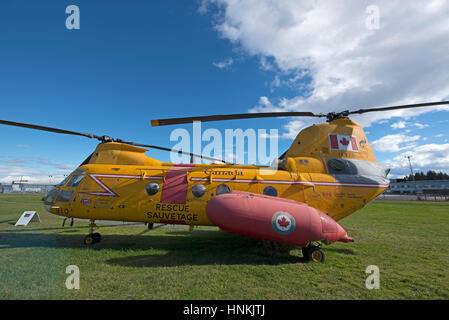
[
  {"x1": 0, "y1": 118, "x2": 232, "y2": 164},
  {"x1": 126, "y1": 141, "x2": 233, "y2": 164},
  {"x1": 151, "y1": 111, "x2": 324, "y2": 126},
  {"x1": 349, "y1": 101, "x2": 449, "y2": 115},
  {"x1": 0, "y1": 119, "x2": 102, "y2": 140}
]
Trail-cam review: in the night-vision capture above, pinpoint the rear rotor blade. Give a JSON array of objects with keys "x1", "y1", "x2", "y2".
[
  {"x1": 151, "y1": 111, "x2": 325, "y2": 126},
  {"x1": 349, "y1": 101, "x2": 449, "y2": 115}
]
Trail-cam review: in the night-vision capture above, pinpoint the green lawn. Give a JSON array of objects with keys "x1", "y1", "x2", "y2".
[{"x1": 0, "y1": 194, "x2": 448, "y2": 299}]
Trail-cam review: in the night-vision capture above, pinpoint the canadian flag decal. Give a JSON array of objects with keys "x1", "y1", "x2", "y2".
[{"x1": 329, "y1": 134, "x2": 359, "y2": 152}]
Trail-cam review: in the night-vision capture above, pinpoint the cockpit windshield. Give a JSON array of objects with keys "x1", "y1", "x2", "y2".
[
  {"x1": 57, "y1": 170, "x2": 85, "y2": 188},
  {"x1": 43, "y1": 189, "x2": 58, "y2": 212},
  {"x1": 66, "y1": 171, "x2": 85, "y2": 187},
  {"x1": 57, "y1": 175, "x2": 71, "y2": 187}
]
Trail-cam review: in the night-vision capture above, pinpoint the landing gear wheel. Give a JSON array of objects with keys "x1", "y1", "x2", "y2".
[
  {"x1": 308, "y1": 247, "x2": 325, "y2": 263},
  {"x1": 92, "y1": 232, "x2": 101, "y2": 243},
  {"x1": 84, "y1": 233, "x2": 101, "y2": 245},
  {"x1": 302, "y1": 245, "x2": 311, "y2": 259},
  {"x1": 84, "y1": 234, "x2": 95, "y2": 246}
]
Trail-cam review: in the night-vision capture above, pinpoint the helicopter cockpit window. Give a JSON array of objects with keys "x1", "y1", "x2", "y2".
[
  {"x1": 56, "y1": 190, "x2": 74, "y2": 203},
  {"x1": 67, "y1": 171, "x2": 85, "y2": 187},
  {"x1": 216, "y1": 184, "x2": 231, "y2": 195},
  {"x1": 43, "y1": 189, "x2": 58, "y2": 212},
  {"x1": 44, "y1": 189, "x2": 58, "y2": 206},
  {"x1": 57, "y1": 175, "x2": 71, "y2": 187}
]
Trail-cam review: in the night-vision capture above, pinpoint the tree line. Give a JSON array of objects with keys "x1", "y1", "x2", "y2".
[{"x1": 406, "y1": 170, "x2": 449, "y2": 181}]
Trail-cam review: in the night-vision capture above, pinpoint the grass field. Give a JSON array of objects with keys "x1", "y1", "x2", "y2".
[{"x1": 0, "y1": 193, "x2": 448, "y2": 300}]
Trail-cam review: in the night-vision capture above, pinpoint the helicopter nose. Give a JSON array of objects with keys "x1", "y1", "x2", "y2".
[{"x1": 42, "y1": 188, "x2": 57, "y2": 213}]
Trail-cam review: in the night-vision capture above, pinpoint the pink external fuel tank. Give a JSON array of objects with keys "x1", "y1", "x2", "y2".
[{"x1": 206, "y1": 191, "x2": 353, "y2": 247}]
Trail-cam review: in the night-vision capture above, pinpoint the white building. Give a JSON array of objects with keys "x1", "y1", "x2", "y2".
[
  {"x1": 388, "y1": 179, "x2": 449, "y2": 195},
  {"x1": 0, "y1": 183, "x2": 54, "y2": 194}
]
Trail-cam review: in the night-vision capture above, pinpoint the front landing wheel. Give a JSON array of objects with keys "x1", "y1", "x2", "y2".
[
  {"x1": 92, "y1": 232, "x2": 101, "y2": 243},
  {"x1": 84, "y1": 234, "x2": 95, "y2": 246},
  {"x1": 84, "y1": 233, "x2": 101, "y2": 245}
]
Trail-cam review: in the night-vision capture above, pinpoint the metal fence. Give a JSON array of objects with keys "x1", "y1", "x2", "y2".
[{"x1": 378, "y1": 191, "x2": 449, "y2": 201}]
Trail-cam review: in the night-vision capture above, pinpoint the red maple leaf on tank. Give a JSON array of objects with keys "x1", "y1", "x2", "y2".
[
  {"x1": 277, "y1": 216, "x2": 290, "y2": 228},
  {"x1": 340, "y1": 137, "x2": 350, "y2": 146}
]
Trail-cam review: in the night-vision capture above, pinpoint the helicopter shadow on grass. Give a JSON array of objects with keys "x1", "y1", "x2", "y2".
[
  {"x1": 105, "y1": 232, "x2": 308, "y2": 267},
  {"x1": 0, "y1": 219, "x2": 17, "y2": 224},
  {"x1": 0, "y1": 229, "x2": 309, "y2": 266}
]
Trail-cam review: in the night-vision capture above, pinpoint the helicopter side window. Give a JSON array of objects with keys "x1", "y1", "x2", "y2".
[
  {"x1": 192, "y1": 183, "x2": 206, "y2": 198},
  {"x1": 263, "y1": 186, "x2": 278, "y2": 197},
  {"x1": 146, "y1": 182, "x2": 160, "y2": 196},
  {"x1": 216, "y1": 184, "x2": 231, "y2": 195}
]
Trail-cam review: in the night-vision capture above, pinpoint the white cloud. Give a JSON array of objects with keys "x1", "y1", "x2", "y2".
[
  {"x1": 260, "y1": 56, "x2": 274, "y2": 71},
  {"x1": 391, "y1": 121, "x2": 406, "y2": 129},
  {"x1": 414, "y1": 122, "x2": 429, "y2": 129},
  {"x1": 213, "y1": 57, "x2": 234, "y2": 69},
  {"x1": 371, "y1": 134, "x2": 420, "y2": 152},
  {"x1": 280, "y1": 120, "x2": 307, "y2": 140},
  {"x1": 0, "y1": 165, "x2": 70, "y2": 184},
  {"x1": 386, "y1": 143, "x2": 449, "y2": 172},
  {"x1": 390, "y1": 121, "x2": 429, "y2": 130},
  {"x1": 202, "y1": 0, "x2": 449, "y2": 134},
  {"x1": 0, "y1": 156, "x2": 75, "y2": 184}
]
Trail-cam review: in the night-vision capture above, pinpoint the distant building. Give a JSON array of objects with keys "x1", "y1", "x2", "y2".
[
  {"x1": 387, "y1": 179, "x2": 449, "y2": 195},
  {"x1": 0, "y1": 183, "x2": 55, "y2": 194},
  {"x1": 0, "y1": 183, "x2": 13, "y2": 194}
]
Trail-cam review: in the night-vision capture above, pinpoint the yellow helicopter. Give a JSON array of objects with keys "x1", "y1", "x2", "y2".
[{"x1": 1, "y1": 100, "x2": 447, "y2": 262}]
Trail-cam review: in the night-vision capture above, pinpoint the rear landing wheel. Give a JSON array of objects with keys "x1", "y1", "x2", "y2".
[
  {"x1": 302, "y1": 245, "x2": 311, "y2": 259},
  {"x1": 308, "y1": 247, "x2": 325, "y2": 263}
]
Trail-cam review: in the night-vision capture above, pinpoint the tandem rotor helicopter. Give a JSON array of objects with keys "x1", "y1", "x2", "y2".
[{"x1": 1, "y1": 100, "x2": 448, "y2": 262}]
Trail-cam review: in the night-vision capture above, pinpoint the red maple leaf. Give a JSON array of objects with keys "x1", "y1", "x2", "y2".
[
  {"x1": 340, "y1": 137, "x2": 349, "y2": 146},
  {"x1": 277, "y1": 216, "x2": 290, "y2": 228}
]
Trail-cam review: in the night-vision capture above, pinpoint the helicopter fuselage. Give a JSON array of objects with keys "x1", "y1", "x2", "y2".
[{"x1": 43, "y1": 156, "x2": 389, "y2": 225}]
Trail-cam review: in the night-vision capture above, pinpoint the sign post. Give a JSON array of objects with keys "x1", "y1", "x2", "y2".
[{"x1": 15, "y1": 211, "x2": 41, "y2": 226}]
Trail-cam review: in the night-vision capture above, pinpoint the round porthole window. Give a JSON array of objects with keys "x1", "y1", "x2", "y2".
[
  {"x1": 216, "y1": 184, "x2": 231, "y2": 195},
  {"x1": 263, "y1": 186, "x2": 278, "y2": 197},
  {"x1": 145, "y1": 182, "x2": 159, "y2": 196},
  {"x1": 192, "y1": 183, "x2": 206, "y2": 198}
]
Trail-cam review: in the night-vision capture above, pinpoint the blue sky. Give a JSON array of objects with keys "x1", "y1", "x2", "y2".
[{"x1": 0, "y1": 1, "x2": 448, "y2": 183}]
